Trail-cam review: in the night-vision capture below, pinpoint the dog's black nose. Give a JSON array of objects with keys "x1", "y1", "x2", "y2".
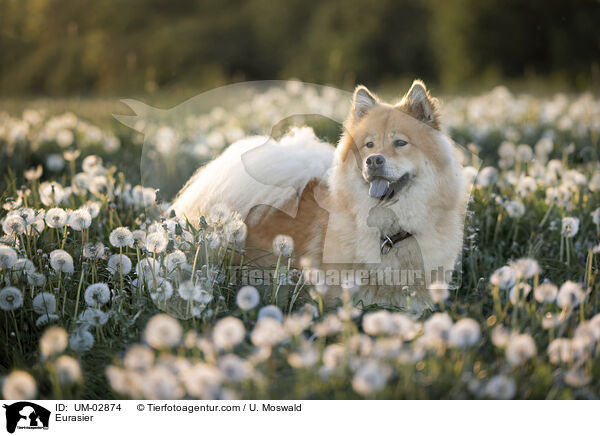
[{"x1": 366, "y1": 154, "x2": 385, "y2": 169}]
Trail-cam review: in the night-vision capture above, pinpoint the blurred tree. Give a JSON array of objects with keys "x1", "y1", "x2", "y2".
[{"x1": 0, "y1": 0, "x2": 598, "y2": 94}]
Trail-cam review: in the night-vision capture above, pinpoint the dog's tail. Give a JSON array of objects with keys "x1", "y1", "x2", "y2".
[{"x1": 171, "y1": 127, "x2": 334, "y2": 226}]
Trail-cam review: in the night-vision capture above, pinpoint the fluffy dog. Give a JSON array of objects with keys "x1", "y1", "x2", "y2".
[{"x1": 172, "y1": 80, "x2": 466, "y2": 316}]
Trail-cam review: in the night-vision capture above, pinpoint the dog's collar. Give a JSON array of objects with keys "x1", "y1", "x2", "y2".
[{"x1": 380, "y1": 229, "x2": 412, "y2": 254}]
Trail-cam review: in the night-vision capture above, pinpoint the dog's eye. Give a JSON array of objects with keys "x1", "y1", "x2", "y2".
[
  {"x1": 393, "y1": 139, "x2": 408, "y2": 147},
  {"x1": 365, "y1": 141, "x2": 374, "y2": 149}
]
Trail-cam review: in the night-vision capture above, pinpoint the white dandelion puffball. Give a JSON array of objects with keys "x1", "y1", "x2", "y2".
[
  {"x1": 561, "y1": 217, "x2": 580, "y2": 238},
  {"x1": 136, "y1": 257, "x2": 162, "y2": 281},
  {"x1": 50, "y1": 249, "x2": 75, "y2": 274},
  {"x1": 144, "y1": 314, "x2": 182, "y2": 349},
  {"x1": 164, "y1": 250, "x2": 187, "y2": 270},
  {"x1": 145, "y1": 232, "x2": 168, "y2": 253},
  {"x1": 32, "y1": 292, "x2": 57, "y2": 314},
  {"x1": 429, "y1": 281, "x2": 450, "y2": 304},
  {"x1": 109, "y1": 227, "x2": 134, "y2": 248},
  {"x1": 251, "y1": 317, "x2": 286, "y2": 347},
  {"x1": 0, "y1": 245, "x2": 18, "y2": 269},
  {"x1": 84, "y1": 283, "x2": 111, "y2": 306},
  {"x1": 39, "y1": 181, "x2": 65, "y2": 206},
  {"x1": 448, "y1": 318, "x2": 481, "y2": 348},
  {"x1": 84, "y1": 201, "x2": 101, "y2": 218},
  {"x1": 212, "y1": 316, "x2": 246, "y2": 349},
  {"x1": 45, "y1": 208, "x2": 68, "y2": 228},
  {"x1": 475, "y1": 166, "x2": 498, "y2": 187},
  {"x1": 363, "y1": 311, "x2": 393, "y2": 336},
  {"x1": 322, "y1": 343, "x2": 345, "y2": 368},
  {"x1": 55, "y1": 355, "x2": 82, "y2": 385},
  {"x1": 36, "y1": 313, "x2": 60, "y2": 327},
  {"x1": 69, "y1": 328, "x2": 95, "y2": 352},
  {"x1": 123, "y1": 344, "x2": 155, "y2": 371},
  {"x1": 352, "y1": 361, "x2": 389, "y2": 397},
  {"x1": 82, "y1": 242, "x2": 106, "y2": 260},
  {"x1": 107, "y1": 254, "x2": 132, "y2": 276},
  {"x1": 534, "y1": 282, "x2": 558, "y2": 304},
  {"x1": 258, "y1": 305, "x2": 284, "y2": 323},
  {"x1": 236, "y1": 286, "x2": 260, "y2": 311},
  {"x1": 2, "y1": 370, "x2": 37, "y2": 400},
  {"x1": 177, "y1": 280, "x2": 202, "y2": 301},
  {"x1": 490, "y1": 266, "x2": 517, "y2": 290},
  {"x1": 142, "y1": 366, "x2": 184, "y2": 400},
  {"x1": 40, "y1": 326, "x2": 68, "y2": 357},
  {"x1": 194, "y1": 288, "x2": 213, "y2": 305},
  {"x1": 219, "y1": 354, "x2": 250, "y2": 382},
  {"x1": 491, "y1": 325, "x2": 510, "y2": 348},
  {"x1": 547, "y1": 338, "x2": 574, "y2": 365},
  {"x1": 0, "y1": 286, "x2": 23, "y2": 311},
  {"x1": 81, "y1": 308, "x2": 109, "y2": 326},
  {"x1": 504, "y1": 200, "x2": 525, "y2": 218},
  {"x1": 506, "y1": 334, "x2": 536, "y2": 366},
  {"x1": 424, "y1": 312, "x2": 453, "y2": 339},
  {"x1": 181, "y1": 362, "x2": 223, "y2": 399},
  {"x1": 557, "y1": 280, "x2": 585, "y2": 308},
  {"x1": 509, "y1": 283, "x2": 532, "y2": 304},
  {"x1": 511, "y1": 257, "x2": 540, "y2": 279},
  {"x1": 2, "y1": 215, "x2": 26, "y2": 236},
  {"x1": 68, "y1": 208, "x2": 92, "y2": 231},
  {"x1": 484, "y1": 375, "x2": 516, "y2": 400},
  {"x1": 591, "y1": 208, "x2": 600, "y2": 225},
  {"x1": 272, "y1": 234, "x2": 294, "y2": 257},
  {"x1": 14, "y1": 258, "x2": 35, "y2": 274},
  {"x1": 149, "y1": 279, "x2": 173, "y2": 302}
]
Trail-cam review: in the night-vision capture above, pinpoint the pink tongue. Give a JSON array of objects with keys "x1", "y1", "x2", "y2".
[{"x1": 369, "y1": 178, "x2": 389, "y2": 198}]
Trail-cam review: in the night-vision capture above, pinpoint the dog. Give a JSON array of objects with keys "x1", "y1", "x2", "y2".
[{"x1": 171, "y1": 80, "x2": 467, "y2": 316}]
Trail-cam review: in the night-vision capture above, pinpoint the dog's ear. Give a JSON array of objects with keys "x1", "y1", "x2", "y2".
[
  {"x1": 351, "y1": 85, "x2": 378, "y2": 123},
  {"x1": 398, "y1": 80, "x2": 440, "y2": 129}
]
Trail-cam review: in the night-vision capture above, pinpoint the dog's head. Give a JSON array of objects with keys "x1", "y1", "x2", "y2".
[{"x1": 334, "y1": 80, "x2": 459, "y2": 206}]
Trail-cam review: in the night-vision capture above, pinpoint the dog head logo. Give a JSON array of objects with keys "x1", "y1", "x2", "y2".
[{"x1": 3, "y1": 402, "x2": 50, "y2": 433}]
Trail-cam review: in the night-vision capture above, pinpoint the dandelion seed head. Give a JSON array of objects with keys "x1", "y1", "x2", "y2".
[
  {"x1": 2, "y1": 370, "x2": 37, "y2": 400},
  {"x1": 0, "y1": 286, "x2": 23, "y2": 310},
  {"x1": 107, "y1": 254, "x2": 132, "y2": 276},
  {"x1": 561, "y1": 217, "x2": 580, "y2": 238},
  {"x1": 272, "y1": 234, "x2": 294, "y2": 257},
  {"x1": 484, "y1": 375, "x2": 516, "y2": 399},
  {"x1": 55, "y1": 355, "x2": 82, "y2": 385},
  {"x1": 84, "y1": 283, "x2": 111, "y2": 306},
  {"x1": 145, "y1": 232, "x2": 168, "y2": 253},
  {"x1": 40, "y1": 326, "x2": 68, "y2": 357},
  {"x1": 236, "y1": 286, "x2": 260, "y2": 311},
  {"x1": 109, "y1": 227, "x2": 134, "y2": 248},
  {"x1": 257, "y1": 305, "x2": 283, "y2": 323},
  {"x1": 557, "y1": 280, "x2": 585, "y2": 308},
  {"x1": 45, "y1": 208, "x2": 68, "y2": 228},
  {"x1": 490, "y1": 266, "x2": 517, "y2": 289},
  {"x1": 80, "y1": 308, "x2": 109, "y2": 326},
  {"x1": 68, "y1": 208, "x2": 92, "y2": 231},
  {"x1": 251, "y1": 318, "x2": 286, "y2": 347},
  {"x1": 506, "y1": 333, "x2": 536, "y2": 365},
  {"x1": 0, "y1": 245, "x2": 18, "y2": 269},
  {"x1": 212, "y1": 316, "x2": 245, "y2": 350},
  {"x1": 2, "y1": 215, "x2": 26, "y2": 236},
  {"x1": 144, "y1": 314, "x2": 182, "y2": 349},
  {"x1": 33, "y1": 292, "x2": 57, "y2": 314},
  {"x1": 50, "y1": 249, "x2": 75, "y2": 274},
  {"x1": 36, "y1": 313, "x2": 60, "y2": 327}
]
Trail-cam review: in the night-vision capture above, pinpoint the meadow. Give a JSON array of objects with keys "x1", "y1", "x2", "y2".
[{"x1": 0, "y1": 84, "x2": 599, "y2": 400}]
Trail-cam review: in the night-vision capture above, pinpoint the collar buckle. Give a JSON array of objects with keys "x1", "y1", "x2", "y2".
[{"x1": 380, "y1": 234, "x2": 394, "y2": 255}]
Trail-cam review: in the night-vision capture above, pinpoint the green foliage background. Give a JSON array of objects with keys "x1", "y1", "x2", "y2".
[{"x1": 0, "y1": 0, "x2": 599, "y2": 96}]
